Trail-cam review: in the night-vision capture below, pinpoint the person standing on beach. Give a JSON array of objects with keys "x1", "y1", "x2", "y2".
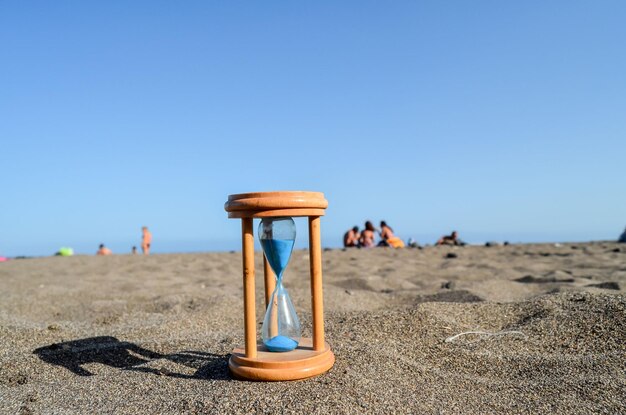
[
  {"x1": 141, "y1": 227, "x2": 152, "y2": 255},
  {"x1": 359, "y1": 221, "x2": 376, "y2": 248},
  {"x1": 96, "y1": 244, "x2": 112, "y2": 255},
  {"x1": 343, "y1": 226, "x2": 360, "y2": 247}
]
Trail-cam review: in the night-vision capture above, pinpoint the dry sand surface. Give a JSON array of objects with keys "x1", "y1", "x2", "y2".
[{"x1": 1, "y1": 242, "x2": 625, "y2": 414}]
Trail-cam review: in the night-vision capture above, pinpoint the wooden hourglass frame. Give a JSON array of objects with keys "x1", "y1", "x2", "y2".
[{"x1": 224, "y1": 191, "x2": 335, "y2": 381}]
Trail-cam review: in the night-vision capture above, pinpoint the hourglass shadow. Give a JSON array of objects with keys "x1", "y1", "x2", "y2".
[{"x1": 33, "y1": 336, "x2": 230, "y2": 381}]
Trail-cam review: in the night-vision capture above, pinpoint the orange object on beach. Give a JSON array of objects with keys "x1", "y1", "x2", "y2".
[{"x1": 386, "y1": 236, "x2": 405, "y2": 248}]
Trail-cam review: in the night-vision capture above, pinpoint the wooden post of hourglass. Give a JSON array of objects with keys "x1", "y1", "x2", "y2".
[
  {"x1": 263, "y1": 256, "x2": 278, "y2": 338},
  {"x1": 263, "y1": 256, "x2": 275, "y2": 307},
  {"x1": 308, "y1": 216, "x2": 325, "y2": 351},
  {"x1": 241, "y1": 218, "x2": 256, "y2": 358},
  {"x1": 225, "y1": 191, "x2": 335, "y2": 381}
]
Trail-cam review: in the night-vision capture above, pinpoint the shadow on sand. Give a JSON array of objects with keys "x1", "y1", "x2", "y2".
[{"x1": 33, "y1": 336, "x2": 230, "y2": 381}]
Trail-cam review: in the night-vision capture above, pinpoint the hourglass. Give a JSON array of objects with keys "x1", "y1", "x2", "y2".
[{"x1": 224, "y1": 191, "x2": 335, "y2": 381}]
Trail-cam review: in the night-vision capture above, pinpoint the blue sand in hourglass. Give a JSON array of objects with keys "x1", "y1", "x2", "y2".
[
  {"x1": 260, "y1": 238, "x2": 300, "y2": 352},
  {"x1": 260, "y1": 239, "x2": 294, "y2": 277},
  {"x1": 264, "y1": 334, "x2": 298, "y2": 352}
]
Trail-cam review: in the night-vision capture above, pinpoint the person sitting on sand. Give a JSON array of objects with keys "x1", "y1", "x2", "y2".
[
  {"x1": 141, "y1": 226, "x2": 152, "y2": 255},
  {"x1": 436, "y1": 231, "x2": 465, "y2": 246},
  {"x1": 619, "y1": 227, "x2": 626, "y2": 243},
  {"x1": 96, "y1": 244, "x2": 112, "y2": 255},
  {"x1": 343, "y1": 226, "x2": 360, "y2": 248},
  {"x1": 378, "y1": 221, "x2": 405, "y2": 248},
  {"x1": 359, "y1": 221, "x2": 377, "y2": 248}
]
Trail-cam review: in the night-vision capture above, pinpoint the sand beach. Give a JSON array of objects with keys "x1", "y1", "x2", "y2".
[{"x1": 1, "y1": 242, "x2": 625, "y2": 414}]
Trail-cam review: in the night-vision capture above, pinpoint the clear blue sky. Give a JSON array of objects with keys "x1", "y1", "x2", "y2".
[{"x1": 1, "y1": 1, "x2": 625, "y2": 256}]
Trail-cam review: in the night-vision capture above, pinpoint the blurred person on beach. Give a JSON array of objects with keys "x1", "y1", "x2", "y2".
[
  {"x1": 436, "y1": 231, "x2": 465, "y2": 246},
  {"x1": 359, "y1": 221, "x2": 377, "y2": 248},
  {"x1": 131, "y1": 246, "x2": 137, "y2": 255},
  {"x1": 96, "y1": 244, "x2": 112, "y2": 255},
  {"x1": 141, "y1": 227, "x2": 152, "y2": 255},
  {"x1": 343, "y1": 226, "x2": 360, "y2": 248},
  {"x1": 619, "y1": 227, "x2": 626, "y2": 243},
  {"x1": 378, "y1": 221, "x2": 405, "y2": 248}
]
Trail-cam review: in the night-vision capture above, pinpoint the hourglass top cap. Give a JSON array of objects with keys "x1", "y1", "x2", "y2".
[{"x1": 225, "y1": 191, "x2": 328, "y2": 219}]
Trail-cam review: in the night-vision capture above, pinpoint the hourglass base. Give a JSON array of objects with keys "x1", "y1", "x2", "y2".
[{"x1": 229, "y1": 337, "x2": 335, "y2": 381}]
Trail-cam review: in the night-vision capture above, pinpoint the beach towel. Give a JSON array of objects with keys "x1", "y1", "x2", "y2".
[{"x1": 387, "y1": 237, "x2": 405, "y2": 248}]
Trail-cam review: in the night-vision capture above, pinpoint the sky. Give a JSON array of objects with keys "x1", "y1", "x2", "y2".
[{"x1": 1, "y1": 1, "x2": 625, "y2": 256}]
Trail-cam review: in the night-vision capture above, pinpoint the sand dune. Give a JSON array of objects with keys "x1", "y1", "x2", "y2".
[{"x1": 1, "y1": 242, "x2": 624, "y2": 413}]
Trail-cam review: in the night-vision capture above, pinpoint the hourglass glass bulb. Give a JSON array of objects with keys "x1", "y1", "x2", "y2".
[{"x1": 259, "y1": 217, "x2": 301, "y2": 352}]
